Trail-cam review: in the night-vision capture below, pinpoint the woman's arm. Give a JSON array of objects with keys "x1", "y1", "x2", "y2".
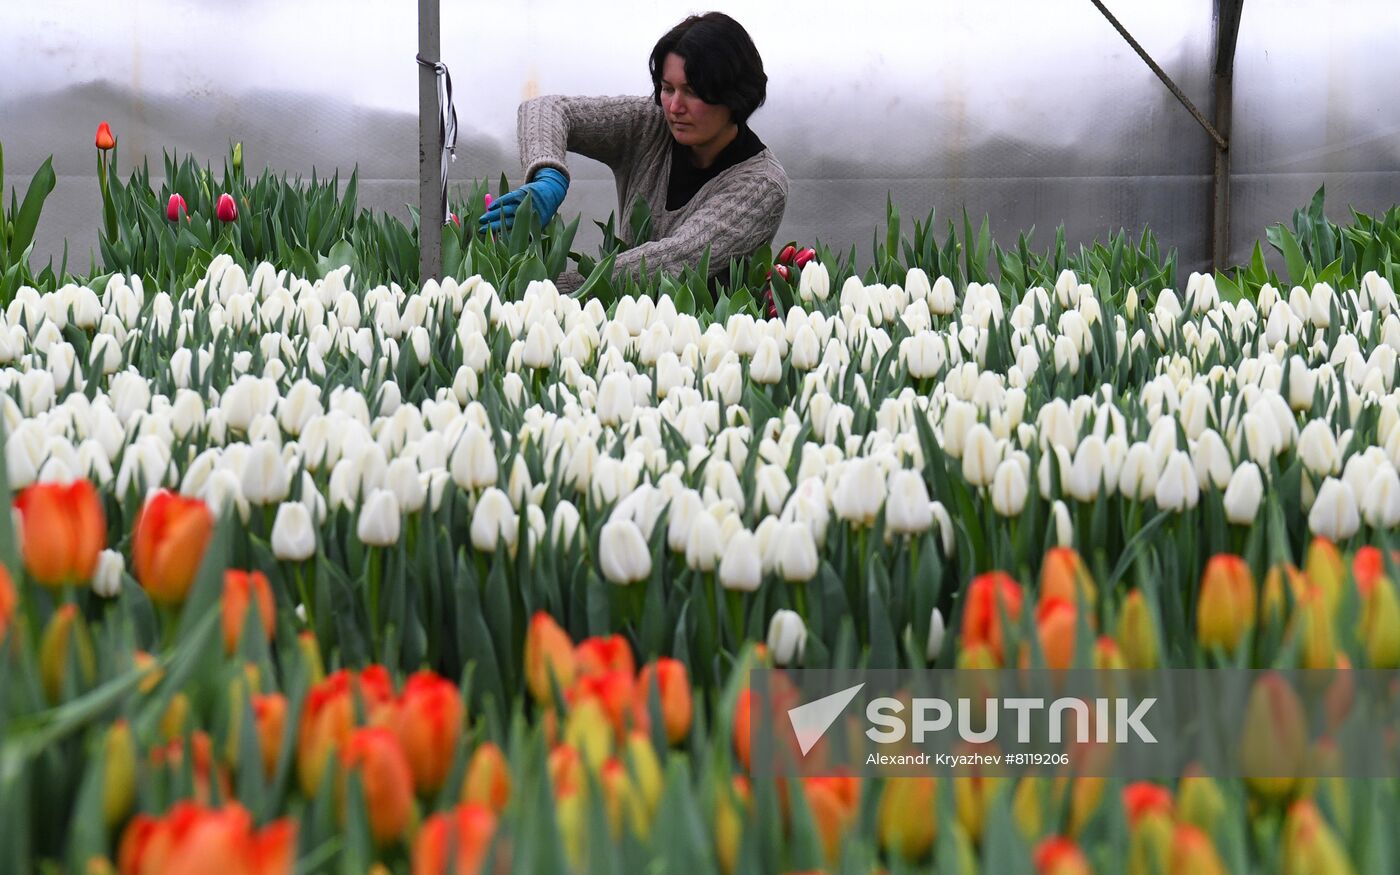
[{"x1": 518, "y1": 95, "x2": 660, "y2": 183}]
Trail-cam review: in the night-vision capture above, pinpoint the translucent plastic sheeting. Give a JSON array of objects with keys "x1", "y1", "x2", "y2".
[{"x1": 1, "y1": 0, "x2": 1396, "y2": 281}]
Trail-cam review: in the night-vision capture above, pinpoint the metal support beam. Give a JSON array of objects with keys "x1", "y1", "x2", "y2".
[
  {"x1": 1211, "y1": 0, "x2": 1245, "y2": 270},
  {"x1": 418, "y1": 0, "x2": 443, "y2": 284}
]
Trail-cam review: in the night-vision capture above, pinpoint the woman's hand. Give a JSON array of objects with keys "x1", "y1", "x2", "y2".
[{"x1": 478, "y1": 168, "x2": 569, "y2": 233}]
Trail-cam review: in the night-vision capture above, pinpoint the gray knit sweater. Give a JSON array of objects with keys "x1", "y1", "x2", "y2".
[{"x1": 518, "y1": 95, "x2": 789, "y2": 293}]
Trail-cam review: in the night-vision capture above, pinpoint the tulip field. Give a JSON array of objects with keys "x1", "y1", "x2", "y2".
[{"x1": 2, "y1": 132, "x2": 1400, "y2": 873}]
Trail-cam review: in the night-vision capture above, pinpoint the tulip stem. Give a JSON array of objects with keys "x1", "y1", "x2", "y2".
[
  {"x1": 726, "y1": 590, "x2": 744, "y2": 647},
  {"x1": 368, "y1": 549, "x2": 382, "y2": 658}
]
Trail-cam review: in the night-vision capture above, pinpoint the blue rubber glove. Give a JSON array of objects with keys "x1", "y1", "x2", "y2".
[{"x1": 478, "y1": 168, "x2": 568, "y2": 233}]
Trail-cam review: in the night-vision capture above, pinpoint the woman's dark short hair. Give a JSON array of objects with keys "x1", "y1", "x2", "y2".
[{"x1": 649, "y1": 12, "x2": 767, "y2": 127}]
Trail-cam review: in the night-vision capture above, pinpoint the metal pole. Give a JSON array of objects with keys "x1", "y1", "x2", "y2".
[
  {"x1": 1211, "y1": 0, "x2": 1245, "y2": 270},
  {"x1": 418, "y1": 0, "x2": 443, "y2": 284}
]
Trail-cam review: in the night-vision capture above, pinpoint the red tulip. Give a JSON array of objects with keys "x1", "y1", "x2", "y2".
[
  {"x1": 777, "y1": 244, "x2": 796, "y2": 265},
  {"x1": 167, "y1": 193, "x2": 188, "y2": 222},
  {"x1": 216, "y1": 193, "x2": 238, "y2": 223},
  {"x1": 794, "y1": 247, "x2": 816, "y2": 268},
  {"x1": 448, "y1": 212, "x2": 461, "y2": 226},
  {"x1": 95, "y1": 121, "x2": 115, "y2": 151},
  {"x1": 774, "y1": 263, "x2": 790, "y2": 282}
]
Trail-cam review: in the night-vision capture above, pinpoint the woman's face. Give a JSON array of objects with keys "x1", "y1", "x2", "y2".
[{"x1": 659, "y1": 53, "x2": 734, "y2": 151}]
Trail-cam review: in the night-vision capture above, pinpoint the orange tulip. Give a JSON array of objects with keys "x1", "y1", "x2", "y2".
[
  {"x1": 296, "y1": 666, "x2": 397, "y2": 797},
  {"x1": 412, "y1": 803, "x2": 498, "y2": 875},
  {"x1": 733, "y1": 688, "x2": 753, "y2": 772},
  {"x1": 133, "y1": 491, "x2": 214, "y2": 605},
  {"x1": 460, "y1": 742, "x2": 511, "y2": 813},
  {"x1": 1196, "y1": 554, "x2": 1255, "y2": 654},
  {"x1": 803, "y1": 776, "x2": 858, "y2": 863},
  {"x1": 396, "y1": 670, "x2": 465, "y2": 796},
  {"x1": 1039, "y1": 547, "x2": 1097, "y2": 614},
  {"x1": 95, "y1": 121, "x2": 115, "y2": 151},
  {"x1": 635, "y1": 658, "x2": 693, "y2": 745},
  {"x1": 1034, "y1": 836, "x2": 1093, "y2": 874},
  {"x1": 576, "y1": 634, "x2": 635, "y2": 679},
  {"x1": 571, "y1": 669, "x2": 637, "y2": 739},
  {"x1": 524, "y1": 611, "x2": 576, "y2": 703},
  {"x1": 1284, "y1": 799, "x2": 1357, "y2": 875},
  {"x1": 547, "y1": 743, "x2": 584, "y2": 798},
  {"x1": 340, "y1": 727, "x2": 415, "y2": 847},
  {"x1": 1122, "y1": 782, "x2": 1173, "y2": 826},
  {"x1": 13, "y1": 480, "x2": 105, "y2": 587},
  {"x1": 222, "y1": 570, "x2": 275, "y2": 654},
  {"x1": 1027, "y1": 597, "x2": 1077, "y2": 670},
  {"x1": 247, "y1": 693, "x2": 287, "y2": 782},
  {"x1": 961, "y1": 571, "x2": 1025, "y2": 664},
  {"x1": 117, "y1": 801, "x2": 295, "y2": 875},
  {"x1": 0, "y1": 565, "x2": 16, "y2": 643}
]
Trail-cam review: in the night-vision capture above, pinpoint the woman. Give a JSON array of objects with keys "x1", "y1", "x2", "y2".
[{"x1": 479, "y1": 12, "x2": 788, "y2": 295}]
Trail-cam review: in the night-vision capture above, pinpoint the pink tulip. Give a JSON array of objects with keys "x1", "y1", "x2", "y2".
[
  {"x1": 167, "y1": 193, "x2": 188, "y2": 222},
  {"x1": 215, "y1": 193, "x2": 238, "y2": 223},
  {"x1": 484, "y1": 193, "x2": 494, "y2": 210}
]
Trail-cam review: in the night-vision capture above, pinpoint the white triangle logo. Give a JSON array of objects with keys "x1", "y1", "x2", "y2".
[{"x1": 786, "y1": 683, "x2": 865, "y2": 756}]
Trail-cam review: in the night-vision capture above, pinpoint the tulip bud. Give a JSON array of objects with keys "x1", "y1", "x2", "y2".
[
  {"x1": 340, "y1": 727, "x2": 415, "y2": 846},
  {"x1": 1176, "y1": 769, "x2": 1226, "y2": 833},
  {"x1": 412, "y1": 803, "x2": 498, "y2": 875},
  {"x1": 1284, "y1": 799, "x2": 1357, "y2": 875},
  {"x1": 715, "y1": 776, "x2": 751, "y2": 875},
  {"x1": 774, "y1": 521, "x2": 819, "y2": 582},
  {"x1": 926, "y1": 607, "x2": 947, "y2": 662},
  {"x1": 1295, "y1": 586, "x2": 1337, "y2": 669},
  {"x1": 1242, "y1": 673, "x2": 1307, "y2": 801},
  {"x1": 222, "y1": 570, "x2": 275, "y2": 654},
  {"x1": 525, "y1": 611, "x2": 576, "y2": 703},
  {"x1": 878, "y1": 777, "x2": 937, "y2": 859},
  {"x1": 133, "y1": 491, "x2": 214, "y2": 606},
  {"x1": 885, "y1": 468, "x2": 934, "y2": 534},
  {"x1": 763, "y1": 608, "x2": 807, "y2": 667},
  {"x1": 1035, "y1": 836, "x2": 1093, "y2": 875},
  {"x1": 718, "y1": 529, "x2": 762, "y2": 591},
  {"x1": 460, "y1": 742, "x2": 511, "y2": 814},
  {"x1": 576, "y1": 634, "x2": 635, "y2": 679},
  {"x1": 166, "y1": 193, "x2": 188, "y2": 222},
  {"x1": 215, "y1": 193, "x2": 238, "y2": 223},
  {"x1": 0, "y1": 567, "x2": 15, "y2": 644},
  {"x1": 636, "y1": 657, "x2": 692, "y2": 745},
  {"x1": 961, "y1": 571, "x2": 1025, "y2": 665},
  {"x1": 1304, "y1": 536, "x2": 1344, "y2": 615},
  {"x1": 246, "y1": 692, "x2": 288, "y2": 782},
  {"x1": 1117, "y1": 589, "x2": 1159, "y2": 670},
  {"x1": 469, "y1": 488, "x2": 517, "y2": 553},
  {"x1": 92, "y1": 549, "x2": 124, "y2": 599},
  {"x1": 1039, "y1": 547, "x2": 1097, "y2": 614},
  {"x1": 991, "y1": 457, "x2": 1030, "y2": 516},
  {"x1": 599, "y1": 518, "x2": 652, "y2": 585},
  {"x1": 805, "y1": 776, "x2": 859, "y2": 863},
  {"x1": 395, "y1": 671, "x2": 465, "y2": 797},
  {"x1": 40, "y1": 604, "x2": 96, "y2": 702},
  {"x1": 95, "y1": 121, "x2": 115, "y2": 151},
  {"x1": 1196, "y1": 554, "x2": 1256, "y2": 654},
  {"x1": 13, "y1": 480, "x2": 106, "y2": 588},
  {"x1": 270, "y1": 501, "x2": 316, "y2": 562},
  {"x1": 102, "y1": 720, "x2": 137, "y2": 828},
  {"x1": 1168, "y1": 824, "x2": 1227, "y2": 875},
  {"x1": 357, "y1": 488, "x2": 402, "y2": 547},
  {"x1": 1359, "y1": 575, "x2": 1400, "y2": 668}
]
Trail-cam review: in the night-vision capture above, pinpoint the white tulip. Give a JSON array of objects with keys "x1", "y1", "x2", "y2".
[
  {"x1": 356, "y1": 489, "x2": 401, "y2": 547},
  {"x1": 930, "y1": 501, "x2": 956, "y2": 555},
  {"x1": 1153, "y1": 451, "x2": 1200, "y2": 511},
  {"x1": 272, "y1": 501, "x2": 317, "y2": 561},
  {"x1": 882, "y1": 469, "x2": 931, "y2": 534},
  {"x1": 1223, "y1": 462, "x2": 1264, "y2": 525},
  {"x1": 279, "y1": 379, "x2": 324, "y2": 436},
  {"x1": 829, "y1": 457, "x2": 884, "y2": 527},
  {"x1": 799, "y1": 260, "x2": 831, "y2": 302},
  {"x1": 1362, "y1": 464, "x2": 1400, "y2": 529},
  {"x1": 685, "y1": 509, "x2": 724, "y2": 571},
  {"x1": 92, "y1": 549, "x2": 124, "y2": 598},
  {"x1": 1297, "y1": 420, "x2": 1340, "y2": 476},
  {"x1": 450, "y1": 424, "x2": 497, "y2": 490},
  {"x1": 1309, "y1": 477, "x2": 1360, "y2": 541},
  {"x1": 775, "y1": 521, "x2": 819, "y2": 582},
  {"x1": 750, "y1": 336, "x2": 782, "y2": 384},
  {"x1": 990, "y1": 458, "x2": 1029, "y2": 517},
  {"x1": 241, "y1": 440, "x2": 290, "y2": 506},
  {"x1": 597, "y1": 371, "x2": 634, "y2": 426},
  {"x1": 961, "y1": 423, "x2": 1001, "y2": 487},
  {"x1": 926, "y1": 607, "x2": 946, "y2": 662},
  {"x1": 204, "y1": 469, "x2": 250, "y2": 522},
  {"x1": 929, "y1": 275, "x2": 957, "y2": 315},
  {"x1": 1066, "y1": 435, "x2": 1106, "y2": 501},
  {"x1": 718, "y1": 529, "x2": 762, "y2": 592},
  {"x1": 470, "y1": 487, "x2": 517, "y2": 552},
  {"x1": 1052, "y1": 500, "x2": 1074, "y2": 547},
  {"x1": 1192, "y1": 429, "x2": 1234, "y2": 491},
  {"x1": 386, "y1": 457, "x2": 426, "y2": 513},
  {"x1": 766, "y1": 609, "x2": 807, "y2": 666},
  {"x1": 551, "y1": 499, "x2": 582, "y2": 547},
  {"x1": 599, "y1": 519, "x2": 652, "y2": 585}
]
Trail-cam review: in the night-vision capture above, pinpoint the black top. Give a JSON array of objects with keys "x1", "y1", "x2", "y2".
[{"x1": 665, "y1": 125, "x2": 767, "y2": 211}]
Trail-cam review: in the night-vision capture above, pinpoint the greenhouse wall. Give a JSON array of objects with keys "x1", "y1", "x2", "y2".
[{"x1": 2, "y1": 0, "x2": 1397, "y2": 277}]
